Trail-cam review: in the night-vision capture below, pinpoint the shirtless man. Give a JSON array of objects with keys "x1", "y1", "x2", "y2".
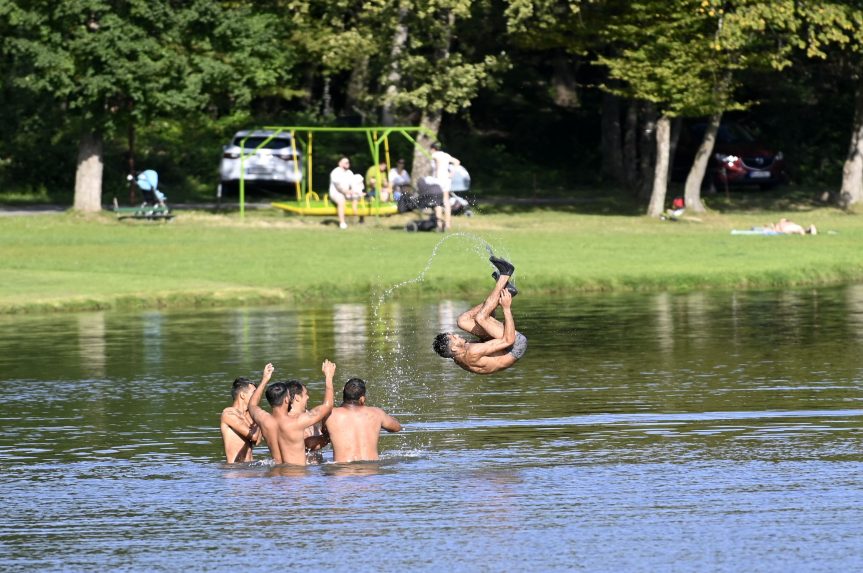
[
  {"x1": 323, "y1": 378, "x2": 401, "y2": 463},
  {"x1": 768, "y1": 218, "x2": 818, "y2": 235},
  {"x1": 220, "y1": 376, "x2": 263, "y2": 463},
  {"x1": 248, "y1": 361, "x2": 335, "y2": 465},
  {"x1": 432, "y1": 256, "x2": 527, "y2": 374}
]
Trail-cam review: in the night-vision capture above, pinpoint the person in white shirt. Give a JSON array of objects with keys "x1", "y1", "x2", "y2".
[
  {"x1": 329, "y1": 156, "x2": 364, "y2": 229},
  {"x1": 430, "y1": 143, "x2": 460, "y2": 231},
  {"x1": 388, "y1": 158, "x2": 412, "y2": 200}
]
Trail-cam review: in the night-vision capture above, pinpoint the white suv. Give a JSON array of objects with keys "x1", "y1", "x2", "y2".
[{"x1": 219, "y1": 130, "x2": 303, "y2": 194}]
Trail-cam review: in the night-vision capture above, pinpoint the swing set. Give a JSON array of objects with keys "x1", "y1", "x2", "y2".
[{"x1": 235, "y1": 125, "x2": 435, "y2": 218}]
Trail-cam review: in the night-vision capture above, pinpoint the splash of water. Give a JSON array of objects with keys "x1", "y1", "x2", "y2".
[
  {"x1": 374, "y1": 232, "x2": 497, "y2": 307},
  {"x1": 370, "y1": 232, "x2": 506, "y2": 411}
]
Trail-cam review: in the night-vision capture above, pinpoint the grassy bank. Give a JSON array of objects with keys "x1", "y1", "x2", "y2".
[{"x1": 1, "y1": 205, "x2": 862, "y2": 314}]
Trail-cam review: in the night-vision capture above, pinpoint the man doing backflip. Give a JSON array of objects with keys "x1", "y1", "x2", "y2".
[{"x1": 433, "y1": 256, "x2": 527, "y2": 374}]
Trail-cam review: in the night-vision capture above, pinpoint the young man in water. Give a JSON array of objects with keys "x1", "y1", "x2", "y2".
[
  {"x1": 248, "y1": 360, "x2": 335, "y2": 465},
  {"x1": 323, "y1": 378, "x2": 401, "y2": 463},
  {"x1": 432, "y1": 256, "x2": 527, "y2": 374},
  {"x1": 220, "y1": 376, "x2": 263, "y2": 463}
]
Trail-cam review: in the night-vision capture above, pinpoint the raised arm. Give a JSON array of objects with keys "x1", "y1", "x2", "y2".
[
  {"x1": 247, "y1": 363, "x2": 274, "y2": 425},
  {"x1": 305, "y1": 359, "x2": 335, "y2": 426}
]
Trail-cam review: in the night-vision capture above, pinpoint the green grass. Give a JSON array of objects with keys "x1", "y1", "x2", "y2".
[{"x1": 1, "y1": 203, "x2": 862, "y2": 314}]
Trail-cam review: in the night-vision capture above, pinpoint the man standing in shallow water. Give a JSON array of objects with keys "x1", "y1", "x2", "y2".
[
  {"x1": 432, "y1": 256, "x2": 527, "y2": 374},
  {"x1": 220, "y1": 376, "x2": 263, "y2": 463},
  {"x1": 323, "y1": 378, "x2": 401, "y2": 463},
  {"x1": 248, "y1": 361, "x2": 335, "y2": 465}
]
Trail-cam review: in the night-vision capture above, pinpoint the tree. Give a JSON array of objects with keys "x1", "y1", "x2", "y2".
[
  {"x1": 599, "y1": 1, "x2": 746, "y2": 216},
  {"x1": 1, "y1": 1, "x2": 292, "y2": 211}
]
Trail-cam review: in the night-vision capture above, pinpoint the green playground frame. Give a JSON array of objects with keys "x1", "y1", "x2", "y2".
[{"x1": 237, "y1": 125, "x2": 436, "y2": 218}]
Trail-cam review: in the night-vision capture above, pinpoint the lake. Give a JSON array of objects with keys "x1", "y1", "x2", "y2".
[{"x1": 1, "y1": 286, "x2": 862, "y2": 572}]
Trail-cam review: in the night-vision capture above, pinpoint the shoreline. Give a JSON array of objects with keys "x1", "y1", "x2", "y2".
[{"x1": 2, "y1": 273, "x2": 859, "y2": 315}]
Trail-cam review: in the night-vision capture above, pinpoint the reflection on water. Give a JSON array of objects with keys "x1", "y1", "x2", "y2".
[{"x1": 1, "y1": 287, "x2": 863, "y2": 572}]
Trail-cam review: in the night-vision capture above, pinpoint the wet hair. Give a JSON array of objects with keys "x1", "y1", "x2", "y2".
[
  {"x1": 231, "y1": 377, "x2": 256, "y2": 401},
  {"x1": 265, "y1": 380, "x2": 305, "y2": 409},
  {"x1": 343, "y1": 378, "x2": 366, "y2": 404},
  {"x1": 265, "y1": 382, "x2": 288, "y2": 407},
  {"x1": 285, "y1": 380, "x2": 305, "y2": 411},
  {"x1": 433, "y1": 333, "x2": 454, "y2": 358}
]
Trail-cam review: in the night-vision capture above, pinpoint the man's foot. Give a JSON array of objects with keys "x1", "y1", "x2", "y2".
[
  {"x1": 339, "y1": 222, "x2": 348, "y2": 229},
  {"x1": 489, "y1": 255, "x2": 515, "y2": 277},
  {"x1": 492, "y1": 272, "x2": 519, "y2": 297}
]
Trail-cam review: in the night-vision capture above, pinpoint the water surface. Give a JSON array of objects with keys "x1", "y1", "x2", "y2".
[{"x1": 1, "y1": 287, "x2": 863, "y2": 571}]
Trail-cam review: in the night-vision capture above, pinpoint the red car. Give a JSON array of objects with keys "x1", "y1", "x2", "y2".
[{"x1": 674, "y1": 122, "x2": 786, "y2": 191}]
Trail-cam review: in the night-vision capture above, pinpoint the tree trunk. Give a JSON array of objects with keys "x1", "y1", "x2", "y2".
[
  {"x1": 638, "y1": 101, "x2": 657, "y2": 199},
  {"x1": 667, "y1": 116, "x2": 682, "y2": 181},
  {"x1": 127, "y1": 121, "x2": 137, "y2": 204},
  {"x1": 840, "y1": 86, "x2": 863, "y2": 207},
  {"x1": 382, "y1": 3, "x2": 409, "y2": 126},
  {"x1": 551, "y1": 52, "x2": 579, "y2": 108},
  {"x1": 647, "y1": 115, "x2": 671, "y2": 217},
  {"x1": 411, "y1": 110, "x2": 442, "y2": 183},
  {"x1": 684, "y1": 111, "x2": 722, "y2": 213},
  {"x1": 410, "y1": 10, "x2": 454, "y2": 181},
  {"x1": 73, "y1": 131, "x2": 104, "y2": 212},
  {"x1": 345, "y1": 55, "x2": 370, "y2": 120},
  {"x1": 601, "y1": 91, "x2": 624, "y2": 183},
  {"x1": 622, "y1": 100, "x2": 638, "y2": 188}
]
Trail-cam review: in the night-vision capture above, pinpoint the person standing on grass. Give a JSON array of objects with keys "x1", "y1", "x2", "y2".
[
  {"x1": 433, "y1": 255, "x2": 526, "y2": 374},
  {"x1": 248, "y1": 361, "x2": 335, "y2": 465},
  {"x1": 323, "y1": 378, "x2": 401, "y2": 463},
  {"x1": 220, "y1": 376, "x2": 263, "y2": 463},
  {"x1": 430, "y1": 142, "x2": 460, "y2": 231}
]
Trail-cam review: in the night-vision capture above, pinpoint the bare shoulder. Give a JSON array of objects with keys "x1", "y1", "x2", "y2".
[{"x1": 221, "y1": 407, "x2": 241, "y2": 421}]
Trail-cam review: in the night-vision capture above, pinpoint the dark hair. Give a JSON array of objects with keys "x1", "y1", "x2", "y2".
[
  {"x1": 265, "y1": 380, "x2": 306, "y2": 409},
  {"x1": 284, "y1": 380, "x2": 305, "y2": 411},
  {"x1": 433, "y1": 333, "x2": 454, "y2": 358},
  {"x1": 231, "y1": 377, "x2": 256, "y2": 401},
  {"x1": 343, "y1": 378, "x2": 366, "y2": 404},
  {"x1": 265, "y1": 382, "x2": 288, "y2": 407}
]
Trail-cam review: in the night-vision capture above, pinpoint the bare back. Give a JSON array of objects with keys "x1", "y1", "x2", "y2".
[
  {"x1": 325, "y1": 404, "x2": 401, "y2": 463},
  {"x1": 258, "y1": 412, "x2": 320, "y2": 465}
]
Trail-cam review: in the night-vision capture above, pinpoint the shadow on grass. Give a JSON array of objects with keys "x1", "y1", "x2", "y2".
[{"x1": 705, "y1": 185, "x2": 827, "y2": 214}]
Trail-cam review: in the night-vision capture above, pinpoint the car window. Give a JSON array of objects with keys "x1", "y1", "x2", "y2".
[{"x1": 232, "y1": 136, "x2": 293, "y2": 150}]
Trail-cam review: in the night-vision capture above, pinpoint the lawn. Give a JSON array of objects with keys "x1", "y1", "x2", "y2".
[{"x1": 1, "y1": 202, "x2": 861, "y2": 313}]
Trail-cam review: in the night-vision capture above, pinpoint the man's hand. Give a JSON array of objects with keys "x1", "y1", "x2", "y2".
[
  {"x1": 499, "y1": 288, "x2": 512, "y2": 309},
  {"x1": 262, "y1": 363, "x2": 274, "y2": 383},
  {"x1": 322, "y1": 359, "x2": 336, "y2": 379}
]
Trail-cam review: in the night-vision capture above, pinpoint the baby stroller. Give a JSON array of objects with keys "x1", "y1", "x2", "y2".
[
  {"x1": 399, "y1": 167, "x2": 473, "y2": 232},
  {"x1": 115, "y1": 170, "x2": 172, "y2": 220}
]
